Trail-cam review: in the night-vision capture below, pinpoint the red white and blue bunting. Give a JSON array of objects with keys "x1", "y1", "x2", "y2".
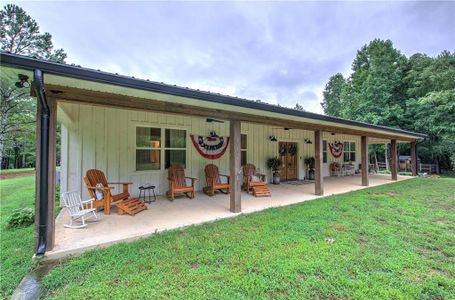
[
  {"x1": 328, "y1": 142, "x2": 344, "y2": 158},
  {"x1": 190, "y1": 132, "x2": 230, "y2": 159}
]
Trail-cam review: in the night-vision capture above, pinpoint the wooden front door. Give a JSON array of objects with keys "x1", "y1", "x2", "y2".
[{"x1": 279, "y1": 142, "x2": 298, "y2": 181}]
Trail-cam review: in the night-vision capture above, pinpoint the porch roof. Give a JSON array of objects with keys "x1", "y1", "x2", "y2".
[{"x1": 1, "y1": 51, "x2": 426, "y2": 141}]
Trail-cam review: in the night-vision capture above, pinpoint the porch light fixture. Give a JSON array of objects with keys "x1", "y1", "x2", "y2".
[
  {"x1": 15, "y1": 74, "x2": 30, "y2": 88},
  {"x1": 304, "y1": 138, "x2": 312, "y2": 144},
  {"x1": 206, "y1": 118, "x2": 224, "y2": 123},
  {"x1": 269, "y1": 135, "x2": 277, "y2": 142}
]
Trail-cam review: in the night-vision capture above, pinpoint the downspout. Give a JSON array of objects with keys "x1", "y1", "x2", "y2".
[{"x1": 34, "y1": 69, "x2": 50, "y2": 256}]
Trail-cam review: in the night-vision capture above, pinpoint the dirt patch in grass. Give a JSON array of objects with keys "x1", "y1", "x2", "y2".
[
  {"x1": 190, "y1": 262, "x2": 199, "y2": 269},
  {"x1": 329, "y1": 223, "x2": 346, "y2": 231},
  {"x1": 0, "y1": 170, "x2": 35, "y2": 180},
  {"x1": 428, "y1": 268, "x2": 452, "y2": 278}
]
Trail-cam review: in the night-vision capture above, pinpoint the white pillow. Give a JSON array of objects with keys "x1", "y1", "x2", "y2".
[
  {"x1": 251, "y1": 175, "x2": 261, "y2": 183},
  {"x1": 95, "y1": 183, "x2": 104, "y2": 200}
]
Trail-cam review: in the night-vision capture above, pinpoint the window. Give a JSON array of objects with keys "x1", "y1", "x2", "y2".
[
  {"x1": 136, "y1": 126, "x2": 186, "y2": 171},
  {"x1": 165, "y1": 129, "x2": 186, "y2": 169},
  {"x1": 343, "y1": 142, "x2": 356, "y2": 162},
  {"x1": 241, "y1": 134, "x2": 247, "y2": 166},
  {"x1": 136, "y1": 127, "x2": 161, "y2": 171},
  {"x1": 323, "y1": 141, "x2": 327, "y2": 163}
]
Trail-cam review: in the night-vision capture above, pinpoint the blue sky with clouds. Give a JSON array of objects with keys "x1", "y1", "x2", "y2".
[{"x1": 10, "y1": 1, "x2": 455, "y2": 113}]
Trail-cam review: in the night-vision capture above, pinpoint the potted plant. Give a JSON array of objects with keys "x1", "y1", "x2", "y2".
[
  {"x1": 267, "y1": 157, "x2": 283, "y2": 184},
  {"x1": 304, "y1": 157, "x2": 315, "y2": 180}
]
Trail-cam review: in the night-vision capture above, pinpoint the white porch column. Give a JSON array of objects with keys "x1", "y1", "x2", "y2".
[{"x1": 361, "y1": 136, "x2": 369, "y2": 186}]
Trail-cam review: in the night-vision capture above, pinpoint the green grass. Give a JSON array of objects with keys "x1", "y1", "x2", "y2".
[
  {"x1": 39, "y1": 177, "x2": 455, "y2": 299},
  {"x1": 0, "y1": 175, "x2": 36, "y2": 298}
]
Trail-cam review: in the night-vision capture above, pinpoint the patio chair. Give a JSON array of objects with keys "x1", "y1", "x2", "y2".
[
  {"x1": 203, "y1": 164, "x2": 230, "y2": 196},
  {"x1": 61, "y1": 191, "x2": 98, "y2": 229},
  {"x1": 84, "y1": 169, "x2": 132, "y2": 215},
  {"x1": 166, "y1": 164, "x2": 197, "y2": 200},
  {"x1": 242, "y1": 164, "x2": 268, "y2": 194}
]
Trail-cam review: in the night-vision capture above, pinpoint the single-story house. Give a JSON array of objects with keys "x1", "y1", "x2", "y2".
[{"x1": 0, "y1": 52, "x2": 427, "y2": 257}]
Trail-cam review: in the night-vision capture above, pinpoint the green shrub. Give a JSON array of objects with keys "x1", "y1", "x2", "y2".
[{"x1": 7, "y1": 208, "x2": 35, "y2": 228}]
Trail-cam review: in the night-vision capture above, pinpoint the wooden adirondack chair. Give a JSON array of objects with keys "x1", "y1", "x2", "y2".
[
  {"x1": 203, "y1": 164, "x2": 230, "y2": 196},
  {"x1": 243, "y1": 164, "x2": 268, "y2": 194},
  {"x1": 84, "y1": 169, "x2": 132, "y2": 215},
  {"x1": 166, "y1": 165, "x2": 197, "y2": 200}
]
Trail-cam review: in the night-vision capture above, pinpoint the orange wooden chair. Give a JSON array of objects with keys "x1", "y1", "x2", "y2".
[
  {"x1": 166, "y1": 165, "x2": 197, "y2": 200},
  {"x1": 242, "y1": 164, "x2": 268, "y2": 194},
  {"x1": 203, "y1": 164, "x2": 230, "y2": 196},
  {"x1": 84, "y1": 169, "x2": 132, "y2": 215}
]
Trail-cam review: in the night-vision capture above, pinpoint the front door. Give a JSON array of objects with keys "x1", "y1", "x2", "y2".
[{"x1": 279, "y1": 142, "x2": 298, "y2": 181}]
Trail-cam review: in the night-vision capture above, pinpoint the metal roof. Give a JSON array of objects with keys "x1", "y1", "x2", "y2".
[{"x1": 0, "y1": 51, "x2": 427, "y2": 139}]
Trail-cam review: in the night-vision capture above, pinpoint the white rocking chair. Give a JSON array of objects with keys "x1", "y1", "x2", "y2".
[{"x1": 61, "y1": 191, "x2": 98, "y2": 229}]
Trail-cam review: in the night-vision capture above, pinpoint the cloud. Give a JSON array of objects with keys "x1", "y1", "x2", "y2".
[{"x1": 11, "y1": 1, "x2": 455, "y2": 114}]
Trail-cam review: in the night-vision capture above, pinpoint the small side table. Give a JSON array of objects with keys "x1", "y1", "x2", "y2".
[{"x1": 138, "y1": 185, "x2": 157, "y2": 204}]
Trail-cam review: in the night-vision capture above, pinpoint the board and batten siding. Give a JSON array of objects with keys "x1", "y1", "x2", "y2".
[{"x1": 58, "y1": 102, "x2": 362, "y2": 199}]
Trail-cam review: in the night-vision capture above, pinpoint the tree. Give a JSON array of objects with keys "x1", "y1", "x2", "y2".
[
  {"x1": 321, "y1": 73, "x2": 345, "y2": 117},
  {"x1": 0, "y1": 4, "x2": 67, "y2": 168},
  {"x1": 0, "y1": 4, "x2": 66, "y2": 62},
  {"x1": 294, "y1": 103, "x2": 304, "y2": 111},
  {"x1": 321, "y1": 39, "x2": 455, "y2": 170}
]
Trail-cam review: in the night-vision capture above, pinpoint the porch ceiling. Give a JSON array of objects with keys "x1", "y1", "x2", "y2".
[{"x1": 46, "y1": 83, "x2": 416, "y2": 142}]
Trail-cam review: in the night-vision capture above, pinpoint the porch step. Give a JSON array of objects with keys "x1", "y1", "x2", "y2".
[
  {"x1": 117, "y1": 198, "x2": 147, "y2": 216},
  {"x1": 252, "y1": 186, "x2": 271, "y2": 197}
]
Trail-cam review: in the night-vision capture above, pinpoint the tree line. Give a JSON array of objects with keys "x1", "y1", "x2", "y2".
[{"x1": 321, "y1": 39, "x2": 454, "y2": 171}]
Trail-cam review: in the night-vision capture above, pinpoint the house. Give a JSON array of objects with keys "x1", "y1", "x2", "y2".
[{"x1": 0, "y1": 52, "x2": 426, "y2": 257}]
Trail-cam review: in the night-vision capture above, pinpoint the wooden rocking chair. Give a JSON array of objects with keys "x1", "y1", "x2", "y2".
[
  {"x1": 243, "y1": 164, "x2": 270, "y2": 196},
  {"x1": 203, "y1": 164, "x2": 230, "y2": 196},
  {"x1": 84, "y1": 169, "x2": 132, "y2": 215},
  {"x1": 166, "y1": 165, "x2": 197, "y2": 200}
]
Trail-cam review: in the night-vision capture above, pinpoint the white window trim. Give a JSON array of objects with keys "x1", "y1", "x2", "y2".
[
  {"x1": 134, "y1": 124, "x2": 189, "y2": 172},
  {"x1": 343, "y1": 140, "x2": 356, "y2": 163}
]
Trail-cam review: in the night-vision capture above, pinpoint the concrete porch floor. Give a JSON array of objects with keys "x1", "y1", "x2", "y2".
[{"x1": 48, "y1": 174, "x2": 411, "y2": 259}]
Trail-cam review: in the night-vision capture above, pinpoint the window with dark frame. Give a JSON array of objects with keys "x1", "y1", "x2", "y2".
[
  {"x1": 136, "y1": 126, "x2": 186, "y2": 171},
  {"x1": 323, "y1": 140, "x2": 327, "y2": 163}
]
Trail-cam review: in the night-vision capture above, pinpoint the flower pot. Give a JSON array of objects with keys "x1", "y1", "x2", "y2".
[{"x1": 272, "y1": 173, "x2": 281, "y2": 184}]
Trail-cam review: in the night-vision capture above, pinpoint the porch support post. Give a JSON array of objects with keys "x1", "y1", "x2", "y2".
[
  {"x1": 411, "y1": 140, "x2": 417, "y2": 176},
  {"x1": 391, "y1": 139, "x2": 398, "y2": 181},
  {"x1": 35, "y1": 94, "x2": 57, "y2": 253},
  {"x1": 361, "y1": 136, "x2": 369, "y2": 186},
  {"x1": 314, "y1": 130, "x2": 323, "y2": 195},
  {"x1": 229, "y1": 119, "x2": 241, "y2": 213}
]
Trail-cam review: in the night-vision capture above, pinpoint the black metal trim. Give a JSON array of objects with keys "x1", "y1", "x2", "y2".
[
  {"x1": 1, "y1": 52, "x2": 427, "y2": 139},
  {"x1": 34, "y1": 69, "x2": 49, "y2": 256}
]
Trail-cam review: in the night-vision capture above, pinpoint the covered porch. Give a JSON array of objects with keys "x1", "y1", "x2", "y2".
[{"x1": 49, "y1": 174, "x2": 411, "y2": 259}]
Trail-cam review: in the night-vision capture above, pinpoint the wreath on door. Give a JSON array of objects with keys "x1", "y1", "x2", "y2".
[
  {"x1": 279, "y1": 143, "x2": 287, "y2": 156},
  {"x1": 288, "y1": 144, "x2": 297, "y2": 156},
  {"x1": 328, "y1": 142, "x2": 343, "y2": 158}
]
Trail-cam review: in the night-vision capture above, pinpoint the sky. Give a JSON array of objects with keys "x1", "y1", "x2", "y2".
[{"x1": 9, "y1": 1, "x2": 455, "y2": 114}]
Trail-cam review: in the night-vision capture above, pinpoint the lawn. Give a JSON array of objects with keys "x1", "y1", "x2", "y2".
[
  {"x1": 0, "y1": 175, "x2": 36, "y2": 298},
  {"x1": 38, "y1": 177, "x2": 455, "y2": 299}
]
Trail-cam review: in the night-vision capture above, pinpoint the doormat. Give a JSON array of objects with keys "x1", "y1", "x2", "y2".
[{"x1": 285, "y1": 180, "x2": 311, "y2": 185}]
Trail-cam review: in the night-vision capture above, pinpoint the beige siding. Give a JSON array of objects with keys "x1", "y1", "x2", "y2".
[{"x1": 59, "y1": 102, "x2": 362, "y2": 198}]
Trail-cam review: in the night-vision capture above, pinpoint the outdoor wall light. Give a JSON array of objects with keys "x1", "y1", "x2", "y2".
[
  {"x1": 269, "y1": 135, "x2": 277, "y2": 142},
  {"x1": 304, "y1": 139, "x2": 313, "y2": 144},
  {"x1": 15, "y1": 74, "x2": 30, "y2": 88}
]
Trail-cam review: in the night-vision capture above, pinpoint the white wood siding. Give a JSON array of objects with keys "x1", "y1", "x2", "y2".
[{"x1": 58, "y1": 102, "x2": 362, "y2": 198}]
